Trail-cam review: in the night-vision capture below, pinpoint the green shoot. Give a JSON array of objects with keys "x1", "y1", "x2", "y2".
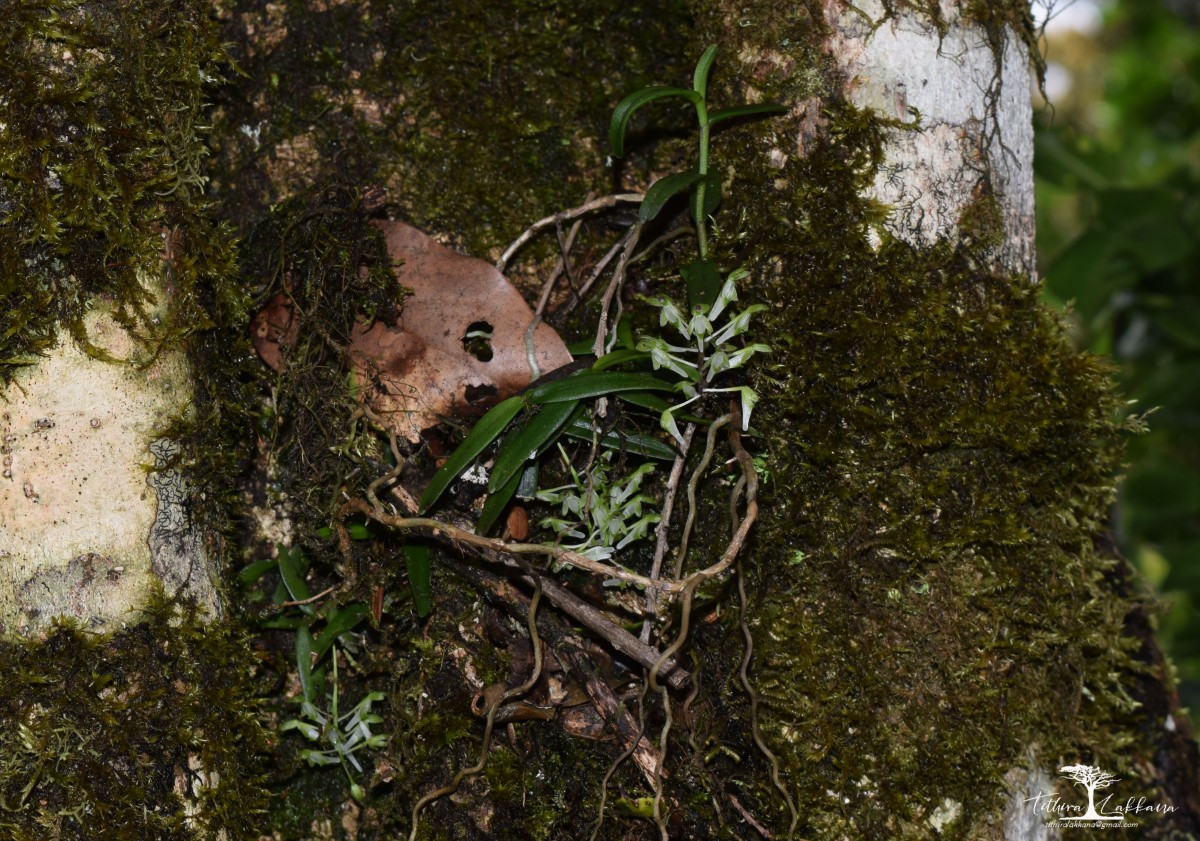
[
  {"x1": 609, "y1": 44, "x2": 784, "y2": 260},
  {"x1": 611, "y1": 48, "x2": 781, "y2": 443}
]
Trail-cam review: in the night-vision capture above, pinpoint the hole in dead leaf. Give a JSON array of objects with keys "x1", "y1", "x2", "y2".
[
  {"x1": 462, "y1": 321, "x2": 494, "y2": 362},
  {"x1": 464, "y1": 383, "x2": 499, "y2": 405}
]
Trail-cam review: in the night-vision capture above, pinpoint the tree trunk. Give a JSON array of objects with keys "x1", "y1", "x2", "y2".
[{"x1": 2, "y1": 0, "x2": 1197, "y2": 839}]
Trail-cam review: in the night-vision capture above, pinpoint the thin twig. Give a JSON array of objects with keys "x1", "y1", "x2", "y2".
[
  {"x1": 558, "y1": 229, "x2": 628, "y2": 318},
  {"x1": 641, "y1": 423, "x2": 696, "y2": 644},
  {"x1": 496, "y1": 193, "x2": 643, "y2": 272},
  {"x1": 524, "y1": 210, "x2": 587, "y2": 379},
  {"x1": 630, "y1": 225, "x2": 695, "y2": 265},
  {"x1": 278, "y1": 585, "x2": 335, "y2": 608},
  {"x1": 728, "y1": 789, "x2": 774, "y2": 839},
  {"x1": 374, "y1": 487, "x2": 693, "y2": 689}
]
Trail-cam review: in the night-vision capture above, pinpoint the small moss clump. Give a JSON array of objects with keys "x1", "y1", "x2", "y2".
[
  {"x1": 0, "y1": 593, "x2": 268, "y2": 840},
  {"x1": 0, "y1": 0, "x2": 260, "y2": 566}
]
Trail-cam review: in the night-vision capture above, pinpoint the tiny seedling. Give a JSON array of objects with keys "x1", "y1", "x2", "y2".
[
  {"x1": 536, "y1": 446, "x2": 661, "y2": 566},
  {"x1": 241, "y1": 544, "x2": 370, "y2": 703}
]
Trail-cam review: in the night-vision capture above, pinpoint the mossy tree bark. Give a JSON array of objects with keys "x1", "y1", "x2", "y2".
[
  {"x1": 0, "y1": 3, "x2": 265, "y2": 837},
  {"x1": 3, "y1": 0, "x2": 1198, "y2": 839}
]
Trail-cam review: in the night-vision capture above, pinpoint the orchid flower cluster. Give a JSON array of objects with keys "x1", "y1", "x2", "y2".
[
  {"x1": 281, "y1": 683, "x2": 387, "y2": 802},
  {"x1": 535, "y1": 447, "x2": 660, "y2": 568},
  {"x1": 636, "y1": 269, "x2": 770, "y2": 444}
]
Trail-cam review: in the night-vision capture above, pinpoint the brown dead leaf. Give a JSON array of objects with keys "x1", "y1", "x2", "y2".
[{"x1": 250, "y1": 219, "x2": 572, "y2": 441}]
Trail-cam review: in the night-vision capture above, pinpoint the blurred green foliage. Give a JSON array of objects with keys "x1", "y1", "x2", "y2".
[{"x1": 1036, "y1": 0, "x2": 1200, "y2": 707}]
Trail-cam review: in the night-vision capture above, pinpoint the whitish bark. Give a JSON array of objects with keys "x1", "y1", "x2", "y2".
[
  {"x1": 824, "y1": 0, "x2": 1036, "y2": 274},
  {"x1": 0, "y1": 277, "x2": 219, "y2": 635}
]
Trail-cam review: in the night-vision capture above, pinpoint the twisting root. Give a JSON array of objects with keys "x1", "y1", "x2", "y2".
[
  {"x1": 673, "y1": 414, "x2": 732, "y2": 579},
  {"x1": 681, "y1": 651, "x2": 704, "y2": 758},
  {"x1": 728, "y1": 414, "x2": 799, "y2": 840},
  {"x1": 406, "y1": 567, "x2": 545, "y2": 841},
  {"x1": 642, "y1": 423, "x2": 696, "y2": 644},
  {"x1": 648, "y1": 574, "x2": 703, "y2": 840},
  {"x1": 496, "y1": 193, "x2": 643, "y2": 272},
  {"x1": 587, "y1": 678, "x2": 652, "y2": 841},
  {"x1": 592, "y1": 223, "x2": 643, "y2": 357}
]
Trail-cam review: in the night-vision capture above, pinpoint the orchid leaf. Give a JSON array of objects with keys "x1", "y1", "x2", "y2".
[
  {"x1": 707, "y1": 102, "x2": 787, "y2": 128},
  {"x1": 692, "y1": 45, "x2": 719, "y2": 98},
  {"x1": 489, "y1": 399, "x2": 578, "y2": 493},
  {"x1": 610, "y1": 86, "x2": 702, "y2": 158},
  {"x1": 527, "y1": 371, "x2": 672, "y2": 404},
  {"x1": 639, "y1": 170, "x2": 704, "y2": 224},
  {"x1": 420, "y1": 395, "x2": 526, "y2": 513}
]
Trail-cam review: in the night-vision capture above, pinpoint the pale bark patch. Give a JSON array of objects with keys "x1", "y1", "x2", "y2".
[
  {"x1": 824, "y1": 0, "x2": 1035, "y2": 272},
  {"x1": 0, "y1": 296, "x2": 218, "y2": 634}
]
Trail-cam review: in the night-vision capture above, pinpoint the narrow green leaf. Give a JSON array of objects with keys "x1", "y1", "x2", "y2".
[
  {"x1": 593, "y1": 349, "x2": 651, "y2": 371},
  {"x1": 239, "y1": 558, "x2": 277, "y2": 587},
  {"x1": 296, "y1": 626, "x2": 315, "y2": 702},
  {"x1": 489, "y1": 399, "x2": 578, "y2": 493},
  {"x1": 476, "y1": 469, "x2": 522, "y2": 536},
  {"x1": 639, "y1": 170, "x2": 704, "y2": 224},
  {"x1": 616, "y1": 389, "x2": 674, "y2": 413},
  {"x1": 278, "y1": 546, "x2": 311, "y2": 603},
  {"x1": 706, "y1": 102, "x2": 787, "y2": 128},
  {"x1": 419, "y1": 395, "x2": 526, "y2": 513},
  {"x1": 610, "y1": 86, "x2": 702, "y2": 158},
  {"x1": 312, "y1": 603, "x2": 369, "y2": 661},
  {"x1": 516, "y1": 462, "x2": 540, "y2": 500},
  {"x1": 527, "y1": 371, "x2": 672, "y2": 404},
  {"x1": 561, "y1": 417, "x2": 678, "y2": 460},
  {"x1": 682, "y1": 258, "x2": 723, "y2": 310},
  {"x1": 404, "y1": 544, "x2": 433, "y2": 618},
  {"x1": 693, "y1": 45, "x2": 719, "y2": 98}
]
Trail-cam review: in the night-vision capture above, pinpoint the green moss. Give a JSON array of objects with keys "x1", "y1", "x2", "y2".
[
  {"x1": 697, "y1": 95, "x2": 1154, "y2": 836},
  {"x1": 0, "y1": 0, "x2": 249, "y2": 376},
  {"x1": 186, "y1": 2, "x2": 1161, "y2": 839},
  {"x1": 209, "y1": 0, "x2": 693, "y2": 255},
  {"x1": 0, "y1": 592, "x2": 268, "y2": 840}
]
